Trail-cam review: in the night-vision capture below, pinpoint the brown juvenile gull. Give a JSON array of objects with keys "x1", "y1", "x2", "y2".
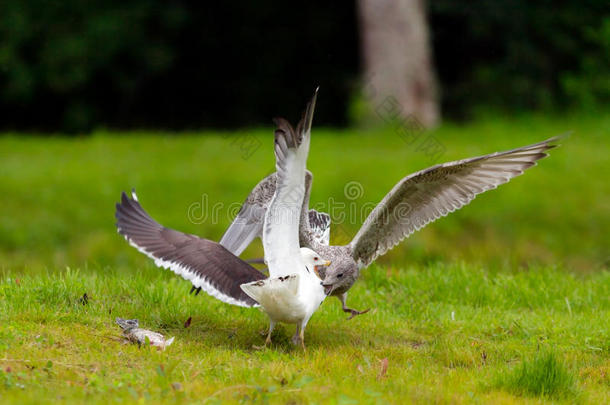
[{"x1": 220, "y1": 134, "x2": 566, "y2": 319}]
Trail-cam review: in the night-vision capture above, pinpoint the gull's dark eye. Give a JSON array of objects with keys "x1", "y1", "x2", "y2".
[
  {"x1": 337, "y1": 273, "x2": 344, "y2": 278},
  {"x1": 314, "y1": 257, "x2": 319, "y2": 261}
]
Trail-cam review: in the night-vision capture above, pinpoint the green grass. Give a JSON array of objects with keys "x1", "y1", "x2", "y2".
[
  {"x1": 0, "y1": 113, "x2": 609, "y2": 403},
  {"x1": 0, "y1": 115, "x2": 608, "y2": 272},
  {"x1": 1, "y1": 264, "x2": 608, "y2": 403},
  {"x1": 494, "y1": 350, "x2": 578, "y2": 399}
]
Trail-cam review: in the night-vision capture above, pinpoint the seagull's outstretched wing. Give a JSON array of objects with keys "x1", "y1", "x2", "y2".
[
  {"x1": 116, "y1": 191, "x2": 265, "y2": 307},
  {"x1": 218, "y1": 171, "x2": 327, "y2": 255},
  {"x1": 219, "y1": 173, "x2": 276, "y2": 256},
  {"x1": 263, "y1": 89, "x2": 317, "y2": 277},
  {"x1": 350, "y1": 135, "x2": 565, "y2": 267}
]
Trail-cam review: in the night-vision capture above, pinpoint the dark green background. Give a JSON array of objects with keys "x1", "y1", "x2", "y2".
[{"x1": 1, "y1": 0, "x2": 608, "y2": 132}]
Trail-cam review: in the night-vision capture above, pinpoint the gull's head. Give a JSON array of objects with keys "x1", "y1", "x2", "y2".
[
  {"x1": 322, "y1": 256, "x2": 359, "y2": 296},
  {"x1": 116, "y1": 318, "x2": 139, "y2": 331},
  {"x1": 300, "y1": 247, "x2": 331, "y2": 279}
]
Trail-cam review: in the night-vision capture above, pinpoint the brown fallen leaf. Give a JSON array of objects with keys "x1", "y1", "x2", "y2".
[{"x1": 184, "y1": 316, "x2": 192, "y2": 328}]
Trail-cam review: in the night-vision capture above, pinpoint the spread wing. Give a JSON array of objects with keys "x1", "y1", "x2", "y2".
[
  {"x1": 219, "y1": 171, "x2": 316, "y2": 256},
  {"x1": 115, "y1": 191, "x2": 265, "y2": 307},
  {"x1": 219, "y1": 173, "x2": 276, "y2": 256},
  {"x1": 308, "y1": 209, "x2": 331, "y2": 245},
  {"x1": 263, "y1": 89, "x2": 317, "y2": 277},
  {"x1": 350, "y1": 135, "x2": 565, "y2": 267}
]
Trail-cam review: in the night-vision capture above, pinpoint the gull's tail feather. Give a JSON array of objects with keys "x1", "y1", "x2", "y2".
[{"x1": 240, "y1": 275, "x2": 300, "y2": 309}]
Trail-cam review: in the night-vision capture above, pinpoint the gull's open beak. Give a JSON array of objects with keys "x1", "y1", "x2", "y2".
[
  {"x1": 322, "y1": 283, "x2": 334, "y2": 296},
  {"x1": 323, "y1": 260, "x2": 331, "y2": 266}
]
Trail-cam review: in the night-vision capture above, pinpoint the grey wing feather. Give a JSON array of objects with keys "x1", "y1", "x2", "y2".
[
  {"x1": 116, "y1": 191, "x2": 265, "y2": 307},
  {"x1": 219, "y1": 173, "x2": 277, "y2": 256},
  {"x1": 350, "y1": 135, "x2": 566, "y2": 267},
  {"x1": 308, "y1": 209, "x2": 331, "y2": 245},
  {"x1": 264, "y1": 89, "x2": 317, "y2": 276},
  {"x1": 219, "y1": 171, "x2": 318, "y2": 257},
  {"x1": 221, "y1": 89, "x2": 321, "y2": 259}
]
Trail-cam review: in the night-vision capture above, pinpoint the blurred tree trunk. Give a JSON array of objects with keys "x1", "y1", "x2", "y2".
[{"x1": 358, "y1": 0, "x2": 440, "y2": 128}]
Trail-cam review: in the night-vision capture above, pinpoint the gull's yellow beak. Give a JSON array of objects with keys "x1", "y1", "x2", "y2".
[{"x1": 313, "y1": 261, "x2": 331, "y2": 279}]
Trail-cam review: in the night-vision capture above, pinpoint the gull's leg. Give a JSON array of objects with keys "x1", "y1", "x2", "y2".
[
  {"x1": 299, "y1": 324, "x2": 306, "y2": 351},
  {"x1": 339, "y1": 293, "x2": 370, "y2": 320},
  {"x1": 291, "y1": 324, "x2": 302, "y2": 346},
  {"x1": 297, "y1": 318, "x2": 310, "y2": 351},
  {"x1": 265, "y1": 320, "x2": 276, "y2": 346}
]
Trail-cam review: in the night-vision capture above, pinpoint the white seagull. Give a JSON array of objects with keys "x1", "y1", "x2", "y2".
[
  {"x1": 240, "y1": 89, "x2": 329, "y2": 348},
  {"x1": 115, "y1": 91, "x2": 329, "y2": 348}
]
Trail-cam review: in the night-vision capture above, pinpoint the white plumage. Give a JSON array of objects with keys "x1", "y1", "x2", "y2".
[{"x1": 240, "y1": 89, "x2": 328, "y2": 348}]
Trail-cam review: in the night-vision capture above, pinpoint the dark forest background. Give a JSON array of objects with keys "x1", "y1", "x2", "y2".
[{"x1": 1, "y1": 0, "x2": 608, "y2": 133}]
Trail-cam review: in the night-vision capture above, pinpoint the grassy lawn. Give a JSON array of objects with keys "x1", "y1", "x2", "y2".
[{"x1": 0, "y1": 114, "x2": 608, "y2": 403}]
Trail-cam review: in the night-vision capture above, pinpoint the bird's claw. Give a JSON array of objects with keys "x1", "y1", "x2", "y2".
[
  {"x1": 344, "y1": 307, "x2": 370, "y2": 320},
  {"x1": 291, "y1": 332, "x2": 306, "y2": 351}
]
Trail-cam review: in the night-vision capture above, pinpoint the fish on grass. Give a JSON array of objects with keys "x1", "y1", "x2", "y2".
[{"x1": 115, "y1": 318, "x2": 174, "y2": 350}]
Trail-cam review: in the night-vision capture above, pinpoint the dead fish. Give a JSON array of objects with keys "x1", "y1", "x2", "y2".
[{"x1": 115, "y1": 318, "x2": 174, "y2": 349}]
